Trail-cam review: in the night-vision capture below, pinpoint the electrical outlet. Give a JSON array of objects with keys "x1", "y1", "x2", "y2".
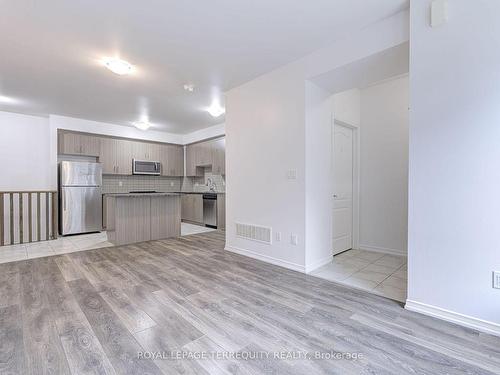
[
  {"x1": 118, "y1": 181, "x2": 123, "y2": 187},
  {"x1": 291, "y1": 234, "x2": 298, "y2": 246},
  {"x1": 493, "y1": 271, "x2": 500, "y2": 289},
  {"x1": 170, "y1": 182, "x2": 175, "y2": 187},
  {"x1": 275, "y1": 232, "x2": 281, "y2": 242}
]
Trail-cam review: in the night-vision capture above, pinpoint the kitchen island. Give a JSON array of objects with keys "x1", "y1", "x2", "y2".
[{"x1": 105, "y1": 193, "x2": 181, "y2": 245}]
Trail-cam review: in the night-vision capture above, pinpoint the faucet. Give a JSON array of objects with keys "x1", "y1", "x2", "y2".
[{"x1": 206, "y1": 177, "x2": 217, "y2": 192}]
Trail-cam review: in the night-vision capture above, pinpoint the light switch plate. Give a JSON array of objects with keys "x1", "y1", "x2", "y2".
[
  {"x1": 431, "y1": 0, "x2": 448, "y2": 28},
  {"x1": 291, "y1": 234, "x2": 298, "y2": 246},
  {"x1": 118, "y1": 181, "x2": 123, "y2": 187},
  {"x1": 493, "y1": 271, "x2": 500, "y2": 289}
]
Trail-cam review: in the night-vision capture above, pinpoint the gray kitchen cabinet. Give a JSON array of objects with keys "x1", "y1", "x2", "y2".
[
  {"x1": 185, "y1": 137, "x2": 225, "y2": 176},
  {"x1": 217, "y1": 194, "x2": 225, "y2": 229},
  {"x1": 58, "y1": 131, "x2": 183, "y2": 177},
  {"x1": 131, "y1": 141, "x2": 159, "y2": 161},
  {"x1": 161, "y1": 145, "x2": 184, "y2": 176},
  {"x1": 212, "y1": 138, "x2": 225, "y2": 175},
  {"x1": 186, "y1": 144, "x2": 203, "y2": 177},
  {"x1": 132, "y1": 141, "x2": 149, "y2": 160},
  {"x1": 181, "y1": 194, "x2": 203, "y2": 223},
  {"x1": 58, "y1": 131, "x2": 100, "y2": 156},
  {"x1": 99, "y1": 137, "x2": 132, "y2": 175}
]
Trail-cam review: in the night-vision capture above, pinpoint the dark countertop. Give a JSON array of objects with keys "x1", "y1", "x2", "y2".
[
  {"x1": 103, "y1": 191, "x2": 225, "y2": 196},
  {"x1": 104, "y1": 192, "x2": 181, "y2": 197},
  {"x1": 177, "y1": 191, "x2": 225, "y2": 195}
]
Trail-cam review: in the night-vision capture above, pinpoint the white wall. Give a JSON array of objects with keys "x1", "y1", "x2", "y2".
[
  {"x1": 305, "y1": 82, "x2": 334, "y2": 271},
  {"x1": 225, "y1": 63, "x2": 307, "y2": 271},
  {"x1": 0, "y1": 112, "x2": 51, "y2": 190},
  {"x1": 407, "y1": 0, "x2": 500, "y2": 332},
  {"x1": 333, "y1": 89, "x2": 360, "y2": 126},
  {"x1": 225, "y1": 11, "x2": 409, "y2": 272},
  {"x1": 359, "y1": 76, "x2": 408, "y2": 254}
]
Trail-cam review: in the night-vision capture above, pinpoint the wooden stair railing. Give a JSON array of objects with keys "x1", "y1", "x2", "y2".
[{"x1": 0, "y1": 191, "x2": 58, "y2": 246}]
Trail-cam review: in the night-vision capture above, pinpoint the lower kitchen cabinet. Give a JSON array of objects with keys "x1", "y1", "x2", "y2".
[
  {"x1": 217, "y1": 194, "x2": 225, "y2": 230},
  {"x1": 181, "y1": 194, "x2": 203, "y2": 224}
]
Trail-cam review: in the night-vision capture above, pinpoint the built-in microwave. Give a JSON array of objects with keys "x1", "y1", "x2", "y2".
[{"x1": 132, "y1": 159, "x2": 161, "y2": 175}]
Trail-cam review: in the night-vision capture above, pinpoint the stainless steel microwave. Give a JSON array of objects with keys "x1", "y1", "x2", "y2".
[{"x1": 132, "y1": 159, "x2": 161, "y2": 175}]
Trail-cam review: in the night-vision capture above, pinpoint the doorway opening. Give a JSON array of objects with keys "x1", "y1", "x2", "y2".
[{"x1": 308, "y1": 43, "x2": 409, "y2": 302}]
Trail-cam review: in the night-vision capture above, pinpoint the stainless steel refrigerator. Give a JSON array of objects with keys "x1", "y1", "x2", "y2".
[{"x1": 59, "y1": 161, "x2": 102, "y2": 235}]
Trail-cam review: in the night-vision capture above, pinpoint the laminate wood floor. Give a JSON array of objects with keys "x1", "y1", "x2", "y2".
[{"x1": 0, "y1": 230, "x2": 498, "y2": 374}]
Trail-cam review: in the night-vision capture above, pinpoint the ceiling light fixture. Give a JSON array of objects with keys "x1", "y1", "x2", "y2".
[
  {"x1": 183, "y1": 84, "x2": 194, "y2": 92},
  {"x1": 134, "y1": 121, "x2": 151, "y2": 131},
  {"x1": 0, "y1": 95, "x2": 18, "y2": 104},
  {"x1": 206, "y1": 100, "x2": 225, "y2": 117},
  {"x1": 103, "y1": 58, "x2": 133, "y2": 75}
]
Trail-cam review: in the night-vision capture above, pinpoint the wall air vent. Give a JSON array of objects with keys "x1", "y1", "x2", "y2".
[{"x1": 235, "y1": 222, "x2": 272, "y2": 244}]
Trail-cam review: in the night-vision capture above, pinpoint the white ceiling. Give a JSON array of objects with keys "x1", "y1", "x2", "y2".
[{"x1": 0, "y1": 0, "x2": 408, "y2": 133}]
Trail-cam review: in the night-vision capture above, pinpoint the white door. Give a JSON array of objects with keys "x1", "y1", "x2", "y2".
[{"x1": 332, "y1": 124, "x2": 353, "y2": 255}]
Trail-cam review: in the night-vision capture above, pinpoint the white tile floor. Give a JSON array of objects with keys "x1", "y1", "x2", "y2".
[
  {"x1": 311, "y1": 249, "x2": 407, "y2": 302},
  {"x1": 0, "y1": 222, "x2": 215, "y2": 264},
  {"x1": 181, "y1": 222, "x2": 216, "y2": 236}
]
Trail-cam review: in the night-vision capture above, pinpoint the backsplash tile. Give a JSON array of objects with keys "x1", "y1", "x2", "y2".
[
  {"x1": 102, "y1": 169, "x2": 225, "y2": 194},
  {"x1": 102, "y1": 168, "x2": 226, "y2": 194},
  {"x1": 181, "y1": 168, "x2": 225, "y2": 193},
  {"x1": 102, "y1": 175, "x2": 181, "y2": 194}
]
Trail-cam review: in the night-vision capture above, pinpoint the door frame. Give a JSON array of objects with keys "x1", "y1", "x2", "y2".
[{"x1": 332, "y1": 118, "x2": 360, "y2": 251}]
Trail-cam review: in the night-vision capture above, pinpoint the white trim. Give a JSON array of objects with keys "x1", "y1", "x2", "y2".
[
  {"x1": 359, "y1": 244, "x2": 406, "y2": 256},
  {"x1": 332, "y1": 119, "x2": 360, "y2": 251},
  {"x1": 405, "y1": 300, "x2": 500, "y2": 337},
  {"x1": 225, "y1": 245, "x2": 305, "y2": 273},
  {"x1": 305, "y1": 255, "x2": 333, "y2": 274}
]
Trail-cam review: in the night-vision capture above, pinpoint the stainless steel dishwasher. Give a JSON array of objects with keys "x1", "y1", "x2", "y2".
[{"x1": 202, "y1": 193, "x2": 217, "y2": 228}]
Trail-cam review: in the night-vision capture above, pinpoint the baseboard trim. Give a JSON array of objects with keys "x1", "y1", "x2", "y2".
[
  {"x1": 405, "y1": 299, "x2": 500, "y2": 337},
  {"x1": 305, "y1": 255, "x2": 333, "y2": 274},
  {"x1": 359, "y1": 244, "x2": 406, "y2": 256},
  {"x1": 225, "y1": 245, "x2": 305, "y2": 273}
]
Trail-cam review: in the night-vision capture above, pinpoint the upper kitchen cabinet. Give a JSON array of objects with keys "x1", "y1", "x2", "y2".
[
  {"x1": 131, "y1": 141, "x2": 161, "y2": 161},
  {"x1": 58, "y1": 131, "x2": 100, "y2": 156},
  {"x1": 186, "y1": 143, "x2": 203, "y2": 177},
  {"x1": 160, "y1": 145, "x2": 184, "y2": 176},
  {"x1": 185, "y1": 137, "x2": 225, "y2": 176},
  {"x1": 99, "y1": 137, "x2": 132, "y2": 175},
  {"x1": 58, "y1": 130, "x2": 185, "y2": 177},
  {"x1": 212, "y1": 137, "x2": 225, "y2": 175}
]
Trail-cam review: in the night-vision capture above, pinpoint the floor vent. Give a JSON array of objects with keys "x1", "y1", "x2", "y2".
[{"x1": 235, "y1": 222, "x2": 272, "y2": 244}]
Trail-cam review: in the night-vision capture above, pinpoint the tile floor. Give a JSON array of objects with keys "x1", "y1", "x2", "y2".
[
  {"x1": 0, "y1": 222, "x2": 215, "y2": 264},
  {"x1": 181, "y1": 222, "x2": 216, "y2": 236},
  {"x1": 311, "y1": 249, "x2": 407, "y2": 302}
]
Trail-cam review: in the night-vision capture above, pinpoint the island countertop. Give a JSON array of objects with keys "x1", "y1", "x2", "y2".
[
  {"x1": 106, "y1": 193, "x2": 181, "y2": 245},
  {"x1": 104, "y1": 192, "x2": 181, "y2": 197}
]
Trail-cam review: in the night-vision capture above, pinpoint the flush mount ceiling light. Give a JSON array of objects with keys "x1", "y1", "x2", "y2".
[
  {"x1": 103, "y1": 58, "x2": 133, "y2": 75},
  {"x1": 206, "y1": 100, "x2": 225, "y2": 117},
  {"x1": 0, "y1": 95, "x2": 18, "y2": 104},
  {"x1": 183, "y1": 84, "x2": 195, "y2": 92},
  {"x1": 134, "y1": 121, "x2": 151, "y2": 131}
]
